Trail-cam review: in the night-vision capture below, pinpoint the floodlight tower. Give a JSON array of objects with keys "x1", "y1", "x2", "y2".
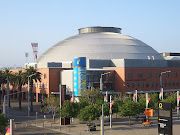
[
  {"x1": 25, "y1": 52, "x2": 29, "y2": 63},
  {"x1": 31, "y1": 42, "x2": 38, "y2": 62}
]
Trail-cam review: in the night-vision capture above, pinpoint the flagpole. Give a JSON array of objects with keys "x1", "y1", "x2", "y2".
[
  {"x1": 110, "y1": 95, "x2": 112, "y2": 128},
  {"x1": 177, "y1": 91, "x2": 179, "y2": 119},
  {"x1": 146, "y1": 93, "x2": 148, "y2": 108},
  {"x1": 135, "y1": 90, "x2": 137, "y2": 102}
]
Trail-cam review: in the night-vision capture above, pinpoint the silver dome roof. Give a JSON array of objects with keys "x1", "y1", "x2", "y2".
[{"x1": 37, "y1": 26, "x2": 164, "y2": 63}]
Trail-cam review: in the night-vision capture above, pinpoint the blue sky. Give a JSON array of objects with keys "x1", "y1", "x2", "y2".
[{"x1": 0, "y1": 0, "x2": 180, "y2": 67}]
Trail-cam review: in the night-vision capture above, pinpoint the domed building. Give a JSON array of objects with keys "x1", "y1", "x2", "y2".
[
  {"x1": 4, "y1": 26, "x2": 180, "y2": 103},
  {"x1": 37, "y1": 26, "x2": 164, "y2": 65}
]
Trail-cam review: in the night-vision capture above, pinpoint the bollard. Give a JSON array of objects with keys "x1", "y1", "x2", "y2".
[
  {"x1": 51, "y1": 123, "x2": 52, "y2": 129},
  {"x1": 43, "y1": 122, "x2": 44, "y2": 127},
  {"x1": 59, "y1": 126, "x2": 61, "y2": 131},
  {"x1": 10, "y1": 119, "x2": 14, "y2": 135}
]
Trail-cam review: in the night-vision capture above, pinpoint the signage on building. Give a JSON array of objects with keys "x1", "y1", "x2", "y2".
[
  {"x1": 73, "y1": 57, "x2": 86, "y2": 67},
  {"x1": 158, "y1": 102, "x2": 172, "y2": 135},
  {"x1": 73, "y1": 57, "x2": 86, "y2": 96}
]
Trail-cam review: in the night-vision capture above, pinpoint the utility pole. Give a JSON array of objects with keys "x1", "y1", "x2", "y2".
[
  {"x1": 59, "y1": 84, "x2": 62, "y2": 126},
  {"x1": 101, "y1": 104, "x2": 104, "y2": 135}
]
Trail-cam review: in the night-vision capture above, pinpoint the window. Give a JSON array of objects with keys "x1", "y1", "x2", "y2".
[
  {"x1": 148, "y1": 72, "x2": 152, "y2": 78},
  {"x1": 174, "y1": 72, "x2": 178, "y2": 78},
  {"x1": 128, "y1": 73, "x2": 133, "y2": 79},
  {"x1": 132, "y1": 83, "x2": 135, "y2": 88},
  {"x1": 164, "y1": 81, "x2": 167, "y2": 87},
  {"x1": 177, "y1": 81, "x2": 179, "y2": 87},
  {"x1": 137, "y1": 82, "x2": 140, "y2": 88},
  {"x1": 146, "y1": 82, "x2": 149, "y2": 88},
  {"x1": 155, "y1": 82, "x2": 158, "y2": 87},
  {"x1": 173, "y1": 81, "x2": 175, "y2": 87},
  {"x1": 126, "y1": 83, "x2": 129, "y2": 88},
  {"x1": 168, "y1": 81, "x2": 171, "y2": 87},
  {"x1": 151, "y1": 82, "x2": 153, "y2": 88},
  {"x1": 141, "y1": 82, "x2": 144, "y2": 88},
  {"x1": 166, "y1": 72, "x2": 169, "y2": 78},
  {"x1": 138, "y1": 73, "x2": 143, "y2": 78},
  {"x1": 44, "y1": 73, "x2": 47, "y2": 79},
  {"x1": 46, "y1": 83, "x2": 48, "y2": 88}
]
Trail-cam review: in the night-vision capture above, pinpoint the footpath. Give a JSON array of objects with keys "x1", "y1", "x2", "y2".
[{"x1": 2, "y1": 100, "x2": 180, "y2": 135}]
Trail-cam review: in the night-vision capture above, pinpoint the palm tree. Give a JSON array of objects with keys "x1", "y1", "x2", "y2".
[
  {"x1": 2, "y1": 69, "x2": 13, "y2": 107},
  {"x1": 0, "y1": 70, "x2": 6, "y2": 105},
  {"x1": 14, "y1": 70, "x2": 26, "y2": 109},
  {"x1": 24, "y1": 66, "x2": 41, "y2": 112}
]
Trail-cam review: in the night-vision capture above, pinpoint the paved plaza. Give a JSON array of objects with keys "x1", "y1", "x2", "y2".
[{"x1": 1, "y1": 100, "x2": 180, "y2": 135}]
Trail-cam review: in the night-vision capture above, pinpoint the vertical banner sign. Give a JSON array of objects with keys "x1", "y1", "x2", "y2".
[
  {"x1": 73, "y1": 57, "x2": 86, "y2": 96},
  {"x1": 158, "y1": 102, "x2": 172, "y2": 135},
  {"x1": 110, "y1": 100, "x2": 114, "y2": 114},
  {"x1": 133, "y1": 93, "x2": 136, "y2": 102},
  {"x1": 177, "y1": 91, "x2": 180, "y2": 118},
  {"x1": 159, "y1": 91, "x2": 162, "y2": 100},
  {"x1": 104, "y1": 95, "x2": 107, "y2": 102},
  {"x1": 146, "y1": 93, "x2": 151, "y2": 108}
]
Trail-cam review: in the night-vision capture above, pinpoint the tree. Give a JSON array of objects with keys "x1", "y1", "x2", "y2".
[
  {"x1": 119, "y1": 100, "x2": 139, "y2": 125},
  {"x1": 2, "y1": 68, "x2": 13, "y2": 107},
  {"x1": 78, "y1": 105, "x2": 99, "y2": 122},
  {"x1": 41, "y1": 95, "x2": 59, "y2": 122},
  {"x1": 79, "y1": 88, "x2": 103, "y2": 105},
  {"x1": 24, "y1": 66, "x2": 41, "y2": 112},
  {"x1": 14, "y1": 70, "x2": 26, "y2": 109},
  {"x1": 149, "y1": 93, "x2": 159, "y2": 109},
  {"x1": 60, "y1": 100, "x2": 79, "y2": 124},
  {"x1": 0, "y1": 70, "x2": 6, "y2": 105},
  {"x1": 163, "y1": 94, "x2": 177, "y2": 109},
  {"x1": 0, "y1": 114, "x2": 8, "y2": 134}
]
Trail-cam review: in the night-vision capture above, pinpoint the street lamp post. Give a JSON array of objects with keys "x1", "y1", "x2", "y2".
[
  {"x1": 160, "y1": 71, "x2": 171, "y2": 100},
  {"x1": 28, "y1": 73, "x2": 36, "y2": 117},
  {"x1": 100, "y1": 72, "x2": 110, "y2": 91}
]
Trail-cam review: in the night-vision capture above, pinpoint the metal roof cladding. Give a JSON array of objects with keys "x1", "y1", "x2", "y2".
[{"x1": 37, "y1": 26, "x2": 164, "y2": 63}]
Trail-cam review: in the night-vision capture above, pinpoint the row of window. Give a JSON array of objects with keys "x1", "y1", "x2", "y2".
[
  {"x1": 128, "y1": 72, "x2": 178, "y2": 79},
  {"x1": 126, "y1": 81, "x2": 179, "y2": 88},
  {"x1": 23, "y1": 83, "x2": 48, "y2": 89}
]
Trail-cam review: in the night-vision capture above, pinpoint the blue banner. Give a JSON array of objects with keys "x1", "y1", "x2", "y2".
[
  {"x1": 73, "y1": 67, "x2": 79, "y2": 96},
  {"x1": 73, "y1": 67, "x2": 86, "y2": 96}
]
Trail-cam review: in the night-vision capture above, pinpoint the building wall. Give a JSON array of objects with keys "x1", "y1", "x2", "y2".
[
  {"x1": 104, "y1": 67, "x2": 125, "y2": 92},
  {"x1": 105, "y1": 67, "x2": 180, "y2": 93}
]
